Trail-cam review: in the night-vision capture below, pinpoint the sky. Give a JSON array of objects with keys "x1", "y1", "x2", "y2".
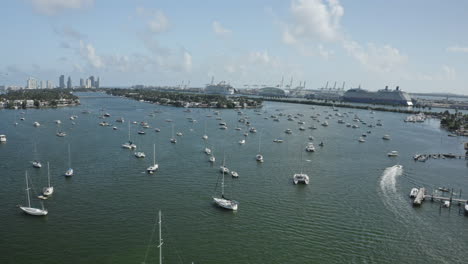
[{"x1": 1, "y1": 0, "x2": 467, "y2": 94}]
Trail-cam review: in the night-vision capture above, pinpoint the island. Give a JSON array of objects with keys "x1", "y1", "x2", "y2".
[{"x1": 0, "y1": 89, "x2": 79, "y2": 109}]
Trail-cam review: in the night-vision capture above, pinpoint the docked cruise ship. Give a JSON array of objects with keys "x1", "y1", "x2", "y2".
[
  {"x1": 205, "y1": 81, "x2": 235, "y2": 95},
  {"x1": 343, "y1": 86, "x2": 413, "y2": 106}
]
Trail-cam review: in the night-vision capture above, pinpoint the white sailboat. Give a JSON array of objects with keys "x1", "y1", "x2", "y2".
[
  {"x1": 147, "y1": 144, "x2": 159, "y2": 174},
  {"x1": 122, "y1": 122, "x2": 137, "y2": 149},
  {"x1": 64, "y1": 144, "x2": 74, "y2": 177},
  {"x1": 42, "y1": 162, "x2": 54, "y2": 196},
  {"x1": 213, "y1": 157, "x2": 239, "y2": 210},
  {"x1": 202, "y1": 120, "x2": 208, "y2": 140},
  {"x1": 170, "y1": 124, "x2": 177, "y2": 143},
  {"x1": 256, "y1": 133, "x2": 264, "y2": 162},
  {"x1": 32, "y1": 143, "x2": 42, "y2": 168},
  {"x1": 20, "y1": 171, "x2": 48, "y2": 216}
]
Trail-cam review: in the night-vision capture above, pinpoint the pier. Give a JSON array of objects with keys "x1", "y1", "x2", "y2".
[{"x1": 411, "y1": 187, "x2": 468, "y2": 212}]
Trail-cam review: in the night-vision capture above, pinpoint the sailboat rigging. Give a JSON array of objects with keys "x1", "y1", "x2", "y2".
[{"x1": 19, "y1": 171, "x2": 48, "y2": 216}]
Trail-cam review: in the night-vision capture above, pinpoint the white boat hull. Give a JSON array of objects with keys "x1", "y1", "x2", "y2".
[
  {"x1": 213, "y1": 197, "x2": 238, "y2": 210},
  {"x1": 65, "y1": 168, "x2": 74, "y2": 177},
  {"x1": 43, "y1": 187, "x2": 54, "y2": 196},
  {"x1": 20, "y1": 206, "x2": 48, "y2": 216},
  {"x1": 147, "y1": 164, "x2": 159, "y2": 173}
]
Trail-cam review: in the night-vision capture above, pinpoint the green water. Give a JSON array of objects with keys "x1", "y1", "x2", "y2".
[{"x1": 0, "y1": 92, "x2": 467, "y2": 264}]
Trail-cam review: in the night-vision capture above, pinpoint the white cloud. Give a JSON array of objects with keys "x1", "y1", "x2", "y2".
[
  {"x1": 29, "y1": 0, "x2": 94, "y2": 15},
  {"x1": 283, "y1": 0, "x2": 344, "y2": 43},
  {"x1": 446, "y1": 45, "x2": 468, "y2": 53},
  {"x1": 184, "y1": 51, "x2": 192, "y2": 72},
  {"x1": 79, "y1": 40, "x2": 104, "y2": 69},
  {"x1": 212, "y1": 21, "x2": 232, "y2": 37},
  {"x1": 148, "y1": 10, "x2": 170, "y2": 33},
  {"x1": 343, "y1": 41, "x2": 407, "y2": 73}
]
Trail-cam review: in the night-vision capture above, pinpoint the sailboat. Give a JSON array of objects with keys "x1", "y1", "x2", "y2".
[
  {"x1": 32, "y1": 143, "x2": 42, "y2": 168},
  {"x1": 202, "y1": 120, "x2": 208, "y2": 140},
  {"x1": 293, "y1": 149, "x2": 309, "y2": 184},
  {"x1": 122, "y1": 122, "x2": 137, "y2": 149},
  {"x1": 20, "y1": 171, "x2": 48, "y2": 216},
  {"x1": 256, "y1": 132, "x2": 264, "y2": 162},
  {"x1": 64, "y1": 144, "x2": 74, "y2": 177},
  {"x1": 147, "y1": 144, "x2": 159, "y2": 174},
  {"x1": 56, "y1": 122, "x2": 66, "y2": 137},
  {"x1": 42, "y1": 162, "x2": 54, "y2": 196},
  {"x1": 213, "y1": 156, "x2": 239, "y2": 210},
  {"x1": 170, "y1": 124, "x2": 177, "y2": 143}
]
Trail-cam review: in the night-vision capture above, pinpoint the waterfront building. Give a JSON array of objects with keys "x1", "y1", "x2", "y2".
[
  {"x1": 80, "y1": 78, "x2": 85, "y2": 88},
  {"x1": 89, "y1": 76, "x2": 95, "y2": 88},
  {"x1": 41, "y1": 80, "x2": 46, "y2": 89},
  {"x1": 46, "y1": 80, "x2": 53, "y2": 89},
  {"x1": 26, "y1": 77, "x2": 37, "y2": 89},
  {"x1": 86, "y1": 78, "x2": 91, "y2": 88},
  {"x1": 205, "y1": 81, "x2": 235, "y2": 95}
]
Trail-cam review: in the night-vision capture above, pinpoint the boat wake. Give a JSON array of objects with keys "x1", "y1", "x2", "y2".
[
  {"x1": 379, "y1": 165, "x2": 403, "y2": 195},
  {"x1": 379, "y1": 165, "x2": 412, "y2": 224}
]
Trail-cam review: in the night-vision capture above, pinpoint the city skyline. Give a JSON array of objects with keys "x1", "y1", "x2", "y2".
[{"x1": 1, "y1": 0, "x2": 467, "y2": 94}]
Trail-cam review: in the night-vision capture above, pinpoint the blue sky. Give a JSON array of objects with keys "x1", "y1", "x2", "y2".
[{"x1": 1, "y1": 0, "x2": 467, "y2": 94}]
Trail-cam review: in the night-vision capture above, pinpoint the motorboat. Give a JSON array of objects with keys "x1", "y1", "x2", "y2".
[
  {"x1": 273, "y1": 138, "x2": 283, "y2": 143},
  {"x1": 308, "y1": 136, "x2": 314, "y2": 141},
  {"x1": 204, "y1": 147, "x2": 212, "y2": 155},
  {"x1": 170, "y1": 138, "x2": 177, "y2": 144},
  {"x1": 56, "y1": 131, "x2": 66, "y2": 137},
  {"x1": 239, "y1": 139, "x2": 245, "y2": 144},
  {"x1": 155, "y1": 128, "x2": 161, "y2": 132},
  {"x1": 55, "y1": 120, "x2": 61, "y2": 124},
  {"x1": 135, "y1": 152, "x2": 146, "y2": 158},
  {"x1": 387, "y1": 151, "x2": 399, "y2": 157},
  {"x1": 0, "y1": 135, "x2": 6, "y2": 143},
  {"x1": 299, "y1": 126, "x2": 306, "y2": 131},
  {"x1": 293, "y1": 173, "x2": 309, "y2": 185},
  {"x1": 285, "y1": 129, "x2": 292, "y2": 134},
  {"x1": 249, "y1": 127, "x2": 257, "y2": 133},
  {"x1": 209, "y1": 155, "x2": 216, "y2": 163},
  {"x1": 321, "y1": 121, "x2": 329, "y2": 127},
  {"x1": 176, "y1": 132, "x2": 183, "y2": 136},
  {"x1": 409, "y1": 188, "x2": 419, "y2": 198},
  {"x1": 122, "y1": 141, "x2": 137, "y2": 149},
  {"x1": 113, "y1": 127, "x2": 118, "y2": 130},
  {"x1": 358, "y1": 137, "x2": 366, "y2": 142},
  {"x1": 33, "y1": 122, "x2": 40, "y2": 127},
  {"x1": 116, "y1": 117, "x2": 124, "y2": 123},
  {"x1": 99, "y1": 121, "x2": 110, "y2": 126},
  {"x1": 382, "y1": 135, "x2": 391, "y2": 140},
  {"x1": 219, "y1": 125, "x2": 228, "y2": 130},
  {"x1": 202, "y1": 135, "x2": 208, "y2": 140},
  {"x1": 138, "y1": 131, "x2": 146, "y2": 135},
  {"x1": 32, "y1": 161, "x2": 42, "y2": 168},
  {"x1": 231, "y1": 171, "x2": 239, "y2": 178},
  {"x1": 305, "y1": 143, "x2": 315, "y2": 152}
]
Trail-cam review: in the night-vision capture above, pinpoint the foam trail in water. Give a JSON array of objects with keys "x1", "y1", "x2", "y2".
[{"x1": 380, "y1": 165, "x2": 403, "y2": 194}]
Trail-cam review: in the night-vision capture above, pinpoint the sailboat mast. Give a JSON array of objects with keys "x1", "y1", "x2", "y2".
[
  {"x1": 158, "y1": 210, "x2": 163, "y2": 264},
  {"x1": 221, "y1": 156, "x2": 225, "y2": 196},
  {"x1": 258, "y1": 132, "x2": 262, "y2": 153},
  {"x1": 153, "y1": 144, "x2": 156, "y2": 165},
  {"x1": 68, "y1": 144, "x2": 71, "y2": 167},
  {"x1": 128, "y1": 122, "x2": 131, "y2": 141},
  {"x1": 25, "y1": 171, "x2": 31, "y2": 207},
  {"x1": 47, "y1": 162, "x2": 51, "y2": 187}
]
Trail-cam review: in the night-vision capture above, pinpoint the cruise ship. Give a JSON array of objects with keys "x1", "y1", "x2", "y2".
[
  {"x1": 343, "y1": 86, "x2": 413, "y2": 106},
  {"x1": 205, "y1": 81, "x2": 235, "y2": 95}
]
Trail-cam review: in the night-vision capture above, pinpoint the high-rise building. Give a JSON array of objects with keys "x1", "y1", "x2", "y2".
[
  {"x1": 41, "y1": 80, "x2": 46, "y2": 89},
  {"x1": 80, "y1": 78, "x2": 85, "y2": 88},
  {"x1": 59, "y1": 75, "x2": 65, "y2": 89},
  {"x1": 26, "y1": 77, "x2": 37, "y2": 89},
  {"x1": 89, "y1": 76, "x2": 95, "y2": 88},
  {"x1": 67, "y1": 76, "x2": 72, "y2": 89},
  {"x1": 86, "y1": 79, "x2": 92, "y2": 88},
  {"x1": 96, "y1": 77, "x2": 100, "y2": 88},
  {"x1": 46, "y1": 80, "x2": 53, "y2": 89}
]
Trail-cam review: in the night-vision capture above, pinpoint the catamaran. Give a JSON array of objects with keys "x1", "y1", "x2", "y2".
[
  {"x1": 20, "y1": 171, "x2": 48, "y2": 216},
  {"x1": 147, "y1": 144, "x2": 159, "y2": 174},
  {"x1": 293, "y1": 149, "x2": 309, "y2": 185}
]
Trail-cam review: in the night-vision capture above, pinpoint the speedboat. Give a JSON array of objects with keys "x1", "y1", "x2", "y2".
[
  {"x1": 55, "y1": 120, "x2": 61, "y2": 124},
  {"x1": 299, "y1": 126, "x2": 306, "y2": 131},
  {"x1": 305, "y1": 143, "x2": 315, "y2": 152},
  {"x1": 285, "y1": 129, "x2": 292, "y2": 134},
  {"x1": 387, "y1": 151, "x2": 399, "y2": 157},
  {"x1": 293, "y1": 173, "x2": 309, "y2": 184},
  {"x1": 135, "y1": 152, "x2": 146, "y2": 158},
  {"x1": 33, "y1": 122, "x2": 40, "y2": 127},
  {"x1": 202, "y1": 135, "x2": 208, "y2": 140},
  {"x1": 273, "y1": 138, "x2": 283, "y2": 143},
  {"x1": 409, "y1": 188, "x2": 419, "y2": 198},
  {"x1": 382, "y1": 135, "x2": 391, "y2": 140},
  {"x1": 170, "y1": 138, "x2": 177, "y2": 144},
  {"x1": 249, "y1": 127, "x2": 257, "y2": 133},
  {"x1": 239, "y1": 139, "x2": 245, "y2": 144},
  {"x1": 321, "y1": 121, "x2": 329, "y2": 127},
  {"x1": 231, "y1": 171, "x2": 239, "y2": 178},
  {"x1": 0, "y1": 135, "x2": 6, "y2": 143},
  {"x1": 155, "y1": 128, "x2": 161, "y2": 132},
  {"x1": 176, "y1": 132, "x2": 183, "y2": 136},
  {"x1": 56, "y1": 131, "x2": 66, "y2": 137},
  {"x1": 138, "y1": 131, "x2": 146, "y2": 135},
  {"x1": 32, "y1": 161, "x2": 42, "y2": 168},
  {"x1": 204, "y1": 148, "x2": 212, "y2": 155},
  {"x1": 358, "y1": 137, "x2": 365, "y2": 142}
]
